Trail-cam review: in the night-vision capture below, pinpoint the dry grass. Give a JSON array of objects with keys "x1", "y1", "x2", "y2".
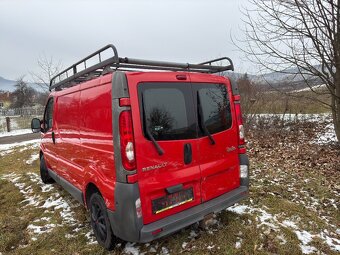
[{"x1": 242, "y1": 90, "x2": 331, "y2": 114}]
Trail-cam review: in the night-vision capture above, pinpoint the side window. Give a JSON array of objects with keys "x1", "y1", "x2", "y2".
[
  {"x1": 197, "y1": 84, "x2": 232, "y2": 135},
  {"x1": 44, "y1": 98, "x2": 54, "y2": 131}
]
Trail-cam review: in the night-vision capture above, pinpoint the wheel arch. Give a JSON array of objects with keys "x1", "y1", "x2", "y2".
[{"x1": 84, "y1": 182, "x2": 102, "y2": 209}]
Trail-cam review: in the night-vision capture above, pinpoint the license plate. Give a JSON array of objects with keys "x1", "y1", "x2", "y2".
[{"x1": 152, "y1": 188, "x2": 194, "y2": 214}]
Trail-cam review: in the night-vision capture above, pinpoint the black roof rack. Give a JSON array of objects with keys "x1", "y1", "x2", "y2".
[{"x1": 50, "y1": 44, "x2": 234, "y2": 91}]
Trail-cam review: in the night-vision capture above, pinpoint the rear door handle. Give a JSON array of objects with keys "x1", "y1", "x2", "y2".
[
  {"x1": 52, "y1": 131, "x2": 56, "y2": 144},
  {"x1": 184, "y1": 143, "x2": 192, "y2": 164}
]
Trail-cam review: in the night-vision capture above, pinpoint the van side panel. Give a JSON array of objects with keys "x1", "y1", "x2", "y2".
[
  {"x1": 78, "y1": 75, "x2": 116, "y2": 210},
  {"x1": 54, "y1": 86, "x2": 82, "y2": 189}
]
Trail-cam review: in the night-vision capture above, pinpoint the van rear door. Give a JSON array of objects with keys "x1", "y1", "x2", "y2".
[
  {"x1": 128, "y1": 73, "x2": 202, "y2": 225},
  {"x1": 189, "y1": 73, "x2": 240, "y2": 202}
]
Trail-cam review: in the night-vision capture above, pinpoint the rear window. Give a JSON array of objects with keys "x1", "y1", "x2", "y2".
[
  {"x1": 196, "y1": 84, "x2": 232, "y2": 135},
  {"x1": 139, "y1": 83, "x2": 196, "y2": 141},
  {"x1": 138, "y1": 82, "x2": 232, "y2": 141}
]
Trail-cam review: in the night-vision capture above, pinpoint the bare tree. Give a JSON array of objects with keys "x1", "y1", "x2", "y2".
[
  {"x1": 240, "y1": 0, "x2": 340, "y2": 140},
  {"x1": 30, "y1": 54, "x2": 62, "y2": 92},
  {"x1": 12, "y1": 77, "x2": 36, "y2": 108}
]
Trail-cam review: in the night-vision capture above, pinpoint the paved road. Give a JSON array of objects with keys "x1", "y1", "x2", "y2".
[{"x1": 0, "y1": 133, "x2": 41, "y2": 144}]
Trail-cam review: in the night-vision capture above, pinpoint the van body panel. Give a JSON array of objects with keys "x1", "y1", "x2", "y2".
[
  {"x1": 126, "y1": 72, "x2": 202, "y2": 224},
  {"x1": 54, "y1": 88, "x2": 81, "y2": 189},
  {"x1": 41, "y1": 96, "x2": 59, "y2": 172},
  {"x1": 44, "y1": 74, "x2": 116, "y2": 210},
  {"x1": 188, "y1": 73, "x2": 240, "y2": 202},
  {"x1": 78, "y1": 76, "x2": 115, "y2": 210}
]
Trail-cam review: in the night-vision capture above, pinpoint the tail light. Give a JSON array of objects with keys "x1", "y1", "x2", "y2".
[
  {"x1": 119, "y1": 110, "x2": 136, "y2": 170},
  {"x1": 234, "y1": 100, "x2": 246, "y2": 153}
]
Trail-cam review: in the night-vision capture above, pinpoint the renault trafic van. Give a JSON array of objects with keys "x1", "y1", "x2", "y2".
[{"x1": 31, "y1": 44, "x2": 249, "y2": 250}]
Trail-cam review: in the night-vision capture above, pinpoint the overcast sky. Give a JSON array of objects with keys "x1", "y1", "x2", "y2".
[{"x1": 0, "y1": 0, "x2": 252, "y2": 81}]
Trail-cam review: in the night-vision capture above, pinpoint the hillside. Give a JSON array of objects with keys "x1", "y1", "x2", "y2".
[
  {"x1": 0, "y1": 76, "x2": 17, "y2": 92},
  {"x1": 0, "y1": 76, "x2": 44, "y2": 92}
]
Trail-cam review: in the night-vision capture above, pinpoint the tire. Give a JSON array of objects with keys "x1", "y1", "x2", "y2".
[
  {"x1": 89, "y1": 193, "x2": 116, "y2": 250},
  {"x1": 40, "y1": 155, "x2": 55, "y2": 184}
]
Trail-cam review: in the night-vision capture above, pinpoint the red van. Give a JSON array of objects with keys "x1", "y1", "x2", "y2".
[{"x1": 31, "y1": 44, "x2": 249, "y2": 250}]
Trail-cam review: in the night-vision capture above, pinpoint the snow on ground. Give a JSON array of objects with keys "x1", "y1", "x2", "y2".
[
  {"x1": 26, "y1": 153, "x2": 40, "y2": 164},
  {"x1": 227, "y1": 203, "x2": 340, "y2": 254},
  {"x1": 0, "y1": 172, "x2": 87, "y2": 242},
  {"x1": 249, "y1": 113, "x2": 338, "y2": 144},
  {"x1": 0, "y1": 129, "x2": 32, "y2": 138},
  {"x1": 0, "y1": 139, "x2": 40, "y2": 156},
  {"x1": 290, "y1": 84, "x2": 327, "y2": 93},
  {"x1": 250, "y1": 113, "x2": 331, "y2": 123},
  {"x1": 313, "y1": 123, "x2": 338, "y2": 144},
  {"x1": 123, "y1": 243, "x2": 142, "y2": 255}
]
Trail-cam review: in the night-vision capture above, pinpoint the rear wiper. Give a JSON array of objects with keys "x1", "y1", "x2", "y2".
[
  {"x1": 141, "y1": 93, "x2": 164, "y2": 155},
  {"x1": 197, "y1": 92, "x2": 216, "y2": 145}
]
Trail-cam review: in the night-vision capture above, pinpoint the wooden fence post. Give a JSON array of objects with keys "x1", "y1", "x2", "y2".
[{"x1": 6, "y1": 117, "x2": 11, "y2": 132}]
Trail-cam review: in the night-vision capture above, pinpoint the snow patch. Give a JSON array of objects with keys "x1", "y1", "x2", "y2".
[
  {"x1": 189, "y1": 230, "x2": 198, "y2": 239},
  {"x1": 295, "y1": 230, "x2": 316, "y2": 254},
  {"x1": 0, "y1": 139, "x2": 40, "y2": 156},
  {"x1": 281, "y1": 220, "x2": 298, "y2": 229},
  {"x1": 85, "y1": 230, "x2": 97, "y2": 245},
  {"x1": 1, "y1": 172, "x2": 84, "y2": 242},
  {"x1": 227, "y1": 203, "x2": 340, "y2": 253},
  {"x1": 123, "y1": 242, "x2": 141, "y2": 255},
  {"x1": 235, "y1": 239, "x2": 242, "y2": 249},
  {"x1": 26, "y1": 153, "x2": 39, "y2": 164},
  {"x1": 313, "y1": 123, "x2": 338, "y2": 144},
  {"x1": 0, "y1": 129, "x2": 32, "y2": 138},
  {"x1": 27, "y1": 223, "x2": 58, "y2": 235},
  {"x1": 207, "y1": 244, "x2": 215, "y2": 250},
  {"x1": 160, "y1": 246, "x2": 169, "y2": 255},
  {"x1": 227, "y1": 204, "x2": 252, "y2": 214},
  {"x1": 291, "y1": 84, "x2": 326, "y2": 93}
]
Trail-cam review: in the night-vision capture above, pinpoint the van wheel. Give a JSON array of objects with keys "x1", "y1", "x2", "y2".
[
  {"x1": 89, "y1": 193, "x2": 116, "y2": 250},
  {"x1": 40, "y1": 155, "x2": 55, "y2": 184}
]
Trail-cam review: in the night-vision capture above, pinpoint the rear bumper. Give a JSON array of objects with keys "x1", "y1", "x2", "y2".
[
  {"x1": 107, "y1": 184, "x2": 248, "y2": 243},
  {"x1": 139, "y1": 185, "x2": 248, "y2": 242}
]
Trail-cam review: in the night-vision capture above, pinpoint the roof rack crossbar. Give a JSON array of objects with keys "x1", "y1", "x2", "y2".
[
  {"x1": 198, "y1": 57, "x2": 234, "y2": 71},
  {"x1": 50, "y1": 44, "x2": 234, "y2": 91}
]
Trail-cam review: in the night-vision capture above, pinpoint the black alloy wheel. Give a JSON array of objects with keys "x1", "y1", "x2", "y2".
[
  {"x1": 89, "y1": 193, "x2": 115, "y2": 250},
  {"x1": 40, "y1": 155, "x2": 55, "y2": 184}
]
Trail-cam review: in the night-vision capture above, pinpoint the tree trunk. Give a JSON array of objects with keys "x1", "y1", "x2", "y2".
[
  {"x1": 333, "y1": 76, "x2": 340, "y2": 142},
  {"x1": 333, "y1": 1, "x2": 340, "y2": 143}
]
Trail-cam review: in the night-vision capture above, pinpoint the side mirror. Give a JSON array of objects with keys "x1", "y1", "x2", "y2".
[{"x1": 31, "y1": 118, "x2": 41, "y2": 133}]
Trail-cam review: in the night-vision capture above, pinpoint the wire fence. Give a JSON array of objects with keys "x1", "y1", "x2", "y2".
[
  {"x1": 0, "y1": 107, "x2": 44, "y2": 133},
  {"x1": 0, "y1": 107, "x2": 44, "y2": 117}
]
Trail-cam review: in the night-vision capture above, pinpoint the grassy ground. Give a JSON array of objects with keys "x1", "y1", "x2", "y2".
[
  {"x1": 0, "y1": 115, "x2": 339, "y2": 255},
  {"x1": 241, "y1": 90, "x2": 331, "y2": 114}
]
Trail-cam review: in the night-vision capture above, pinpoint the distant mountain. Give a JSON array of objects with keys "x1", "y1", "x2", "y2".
[
  {"x1": 225, "y1": 66, "x2": 323, "y2": 91},
  {"x1": 0, "y1": 76, "x2": 45, "y2": 92},
  {"x1": 0, "y1": 76, "x2": 17, "y2": 92}
]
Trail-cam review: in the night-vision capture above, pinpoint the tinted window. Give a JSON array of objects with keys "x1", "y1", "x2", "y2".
[
  {"x1": 196, "y1": 84, "x2": 232, "y2": 135},
  {"x1": 139, "y1": 83, "x2": 196, "y2": 141},
  {"x1": 44, "y1": 98, "x2": 54, "y2": 131}
]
